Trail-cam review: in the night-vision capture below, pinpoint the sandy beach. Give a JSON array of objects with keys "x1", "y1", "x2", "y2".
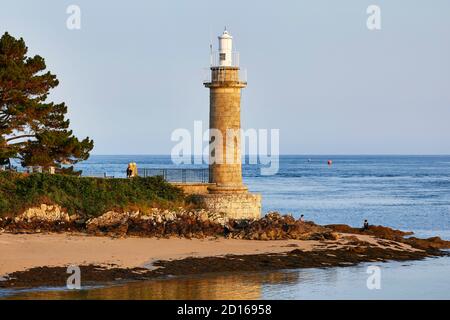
[
  {"x1": 0, "y1": 232, "x2": 420, "y2": 277},
  {"x1": 0, "y1": 233, "x2": 316, "y2": 276}
]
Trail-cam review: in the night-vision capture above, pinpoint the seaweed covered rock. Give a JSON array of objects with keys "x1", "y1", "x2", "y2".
[
  {"x1": 326, "y1": 224, "x2": 413, "y2": 241},
  {"x1": 405, "y1": 236, "x2": 450, "y2": 251},
  {"x1": 3, "y1": 204, "x2": 82, "y2": 233},
  {"x1": 86, "y1": 211, "x2": 130, "y2": 236},
  {"x1": 227, "y1": 212, "x2": 332, "y2": 240},
  {"x1": 84, "y1": 211, "x2": 334, "y2": 240},
  {"x1": 3, "y1": 206, "x2": 449, "y2": 252},
  {"x1": 86, "y1": 208, "x2": 226, "y2": 238},
  {"x1": 326, "y1": 224, "x2": 450, "y2": 251}
]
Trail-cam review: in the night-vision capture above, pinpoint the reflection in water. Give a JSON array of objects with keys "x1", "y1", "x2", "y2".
[
  {"x1": 5, "y1": 271, "x2": 300, "y2": 300},
  {"x1": 4, "y1": 256, "x2": 450, "y2": 300}
]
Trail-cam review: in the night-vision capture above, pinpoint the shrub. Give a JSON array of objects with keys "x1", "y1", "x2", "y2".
[{"x1": 0, "y1": 172, "x2": 184, "y2": 217}]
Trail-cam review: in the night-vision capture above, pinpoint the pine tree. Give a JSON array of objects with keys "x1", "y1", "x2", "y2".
[{"x1": 0, "y1": 32, "x2": 93, "y2": 173}]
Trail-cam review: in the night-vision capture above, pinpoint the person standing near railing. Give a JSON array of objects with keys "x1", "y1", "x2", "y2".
[
  {"x1": 126, "y1": 162, "x2": 138, "y2": 178},
  {"x1": 126, "y1": 163, "x2": 132, "y2": 178},
  {"x1": 131, "y1": 162, "x2": 138, "y2": 177}
]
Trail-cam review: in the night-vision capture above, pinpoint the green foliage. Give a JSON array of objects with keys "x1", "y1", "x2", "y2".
[
  {"x1": 0, "y1": 172, "x2": 184, "y2": 217},
  {"x1": 0, "y1": 32, "x2": 93, "y2": 170}
]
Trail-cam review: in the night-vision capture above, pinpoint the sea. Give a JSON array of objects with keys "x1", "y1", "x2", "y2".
[{"x1": 2, "y1": 155, "x2": 450, "y2": 299}]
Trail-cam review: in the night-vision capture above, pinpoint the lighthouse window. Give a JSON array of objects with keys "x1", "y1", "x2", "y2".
[{"x1": 220, "y1": 53, "x2": 226, "y2": 61}]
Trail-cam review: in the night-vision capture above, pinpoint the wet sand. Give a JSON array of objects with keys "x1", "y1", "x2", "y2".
[
  {"x1": 0, "y1": 232, "x2": 325, "y2": 276},
  {"x1": 0, "y1": 232, "x2": 420, "y2": 276},
  {"x1": 0, "y1": 230, "x2": 430, "y2": 288}
]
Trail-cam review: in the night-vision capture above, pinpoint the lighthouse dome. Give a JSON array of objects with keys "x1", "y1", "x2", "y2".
[{"x1": 219, "y1": 29, "x2": 233, "y2": 39}]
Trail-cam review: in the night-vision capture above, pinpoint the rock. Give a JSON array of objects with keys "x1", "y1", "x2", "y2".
[
  {"x1": 69, "y1": 214, "x2": 83, "y2": 222},
  {"x1": 326, "y1": 224, "x2": 413, "y2": 241},
  {"x1": 347, "y1": 246, "x2": 367, "y2": 254},
  {"x1": 318, "y1": 232, "x2": 340, "y2": 241},
  {"x1": 405, "y1": 236, "x2": 450, "y2": 250},
  {"x1": 226, "y1": 212, "x2": 331, "y2": 240},
  {"x1": 259, "y1": 232, "x2": 268, "y2": 240},
  {"x1": 308, "y1": 233, "x2": 325, "y2": 241},
  {"x1": 87, "y1": 211, "x2": 129, "y2": 228},
  {"x1": 330, "y1": 232, "x2": 340, "y2": 240},
  {"x1": 198, "y1": 210, "x2": 209, "y2": 222},
  {"x1": 342, "y1": 235, "x2": 360, "y2": 242},
  {"x1": 8, "y1": 206, "x2": 411, "y2": 247},
  {"x1": 83, "y1": 208, "x2": 226, "y2": 238},
  {"x1": 19, "y1": 204, "x2": 69, "y2": 223},
  {"x1": 75, "y1": 219, "x2": 86, "y2": 225}
]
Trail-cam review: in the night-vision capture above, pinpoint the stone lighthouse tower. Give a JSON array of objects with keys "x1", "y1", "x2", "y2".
[
  {"x1": 201, "y1": 29, "x2": 261, "y2": 219},
  {"x1": 205, "y1": 29, "x2": 246, "y2": 194}
]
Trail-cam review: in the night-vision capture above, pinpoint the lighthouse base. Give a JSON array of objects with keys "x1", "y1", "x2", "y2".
[{"x1": 198, "y1": 192, "x2": 261, "y2": 220}]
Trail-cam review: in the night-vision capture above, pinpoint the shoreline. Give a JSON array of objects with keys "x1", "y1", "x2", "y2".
[{"x1": 1, "y1": 230, "x2": 448, "y2": 290}]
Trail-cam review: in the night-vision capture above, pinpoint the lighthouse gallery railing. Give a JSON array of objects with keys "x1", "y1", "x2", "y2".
[{"x1": 138, "y1": 168, "x2": 209, "y2": 183}]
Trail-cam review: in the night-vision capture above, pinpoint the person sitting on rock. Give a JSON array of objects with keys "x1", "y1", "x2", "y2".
[
  {"x1": 363, "y1": 219, "x2": 370, "y2": 231},
  {"x1": 299, "y1": 214, "x2": 305, "y2": 223}
]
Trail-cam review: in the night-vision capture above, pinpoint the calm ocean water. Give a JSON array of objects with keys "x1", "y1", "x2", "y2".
[
  {"x1": 5, "y1": 257, "x2": 450, "y2": 300},
  {"x1": 2, "y1": 155, "x2": 449, "y2": 299}
]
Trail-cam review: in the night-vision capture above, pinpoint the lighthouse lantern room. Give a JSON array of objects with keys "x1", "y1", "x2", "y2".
[{"x1": 218, "y1": 29, "x2": 233, "y2": 66}]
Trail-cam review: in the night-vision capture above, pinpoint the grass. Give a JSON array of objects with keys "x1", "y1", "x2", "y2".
[{"x1": 0, "y1": 172, "x2": 185, "y2": 217}]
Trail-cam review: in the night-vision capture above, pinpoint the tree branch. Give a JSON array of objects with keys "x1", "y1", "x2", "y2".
[{"x1": 6, "y1": 134, "x2": 35, "y2": 142}]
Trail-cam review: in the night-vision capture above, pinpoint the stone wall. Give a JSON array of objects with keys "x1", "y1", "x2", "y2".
[
  {"x1": 198, "y1": 192, "x2": 261, "y2": 220},
  {"x1": 171, "y1": 183, "x2": 215, "y2": 195},
  {"x1": 171, "y1": 182, "x2": 261, "y2": 219}
]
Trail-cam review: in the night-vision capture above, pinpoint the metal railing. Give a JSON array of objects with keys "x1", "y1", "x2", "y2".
[
  {"x1": 4, "y1": 166, "x2": 208, "y2": 182},
  {"x1": 210, "y1": 51, "x2": 240, "y2": 67},
  {"x1": 2, "y1": 165, "x2": 57, "y2": 174},
  {"x1": 138, "y1": 168, "x2": 209, "y2": 183},
  {"x1": 203, "y1": 67, "x2": 247, "y2": 84}
]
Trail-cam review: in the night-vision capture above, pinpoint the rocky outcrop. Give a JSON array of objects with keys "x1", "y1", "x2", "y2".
[
  {"x1": 327, "y1": 224, "x2": 450, "y2": 251},
  {"x1": 84, "y1": 211, "x2": 338, "y2": 240},
  {"x1": 86, "y1": 208, "x2": 227, "y2": 238},
  {"x1": 2, "y1": 206, "x2": 449, "y2": 252},
  {"x1": 404, "y1": 236, "x2": 450, "y2": 251},
  {"x1": 18, "y1": 204, "x2": 70, "y2": 223},
  {"x1": 226, "y1": 212, "x2": 336, "y2": 240},
  {"x1": 1, "y1": 206, "x2": 334, "y2": 241},
  {"x1": 0, "y1": 204, "x2": 82, "y2": 233},
  {"x1": 326, "y1": 224, "x2": 413, "y2": 241}
]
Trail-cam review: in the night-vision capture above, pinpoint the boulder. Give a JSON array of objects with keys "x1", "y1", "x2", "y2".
[
  {"x1": 19, "y1": 204, "x2": 70, "y2": 223},
  {"x1": 226, "y1": 212, "x2": 331, "y2": 240}
]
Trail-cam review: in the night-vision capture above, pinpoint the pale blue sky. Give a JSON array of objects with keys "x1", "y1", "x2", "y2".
[{"x1": 1, "y1": 0, "x2": 449, "y2": 154}]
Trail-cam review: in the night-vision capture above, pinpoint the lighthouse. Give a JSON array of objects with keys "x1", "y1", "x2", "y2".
[
  {"x1": 204, "y1": 29, "x2": 247, "y2": 193},
  {"x1": 201, "y1": 29, "x2": 261, "y2": 219}
]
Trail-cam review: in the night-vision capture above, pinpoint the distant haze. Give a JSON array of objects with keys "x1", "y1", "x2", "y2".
[{"x1": 2, "y1": 0, "x2": 449, "y2": 155}]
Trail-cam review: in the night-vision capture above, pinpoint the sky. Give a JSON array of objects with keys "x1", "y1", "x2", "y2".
[{"x1": 1, "y1": 0, "x2": 450, "y2": 155}]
